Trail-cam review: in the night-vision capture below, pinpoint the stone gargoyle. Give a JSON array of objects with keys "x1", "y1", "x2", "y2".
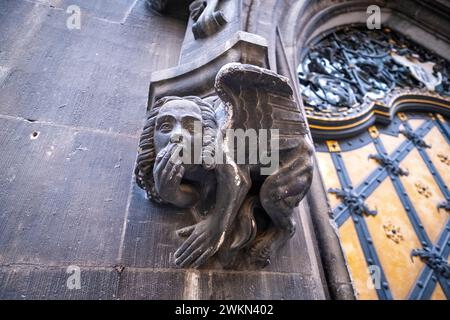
[{"x1": 135, "y1": 63, "x2": 314, "y2": 268}]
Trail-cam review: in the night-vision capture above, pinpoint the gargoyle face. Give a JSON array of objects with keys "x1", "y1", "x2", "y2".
[{"x1": 154, "y1": 99, "x2": 203, "y2": 164}]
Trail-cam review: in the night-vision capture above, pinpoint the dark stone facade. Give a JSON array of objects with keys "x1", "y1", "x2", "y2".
[{"x1": 0, "y1": 0, "x2": 448, "y2": 300}]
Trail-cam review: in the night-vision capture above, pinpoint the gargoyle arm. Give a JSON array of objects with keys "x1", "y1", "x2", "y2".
[{"x1": 173, "y1": 157, "x2": 251, "y2": 268}]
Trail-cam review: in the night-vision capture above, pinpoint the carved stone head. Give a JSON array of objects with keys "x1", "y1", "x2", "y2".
[
  {"x1": 153, "y1": 98, "x2": 203, "y2": 161},
  {"x1": 134, "y1": 96, "x2": 218, "y2": 202}
]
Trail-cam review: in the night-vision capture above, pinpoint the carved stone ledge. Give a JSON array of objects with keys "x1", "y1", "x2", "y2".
[{"x1": 148, "y1": 31, "x2": 268, "y2": 107}]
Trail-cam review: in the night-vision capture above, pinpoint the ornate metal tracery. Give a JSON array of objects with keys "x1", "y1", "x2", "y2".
[{"x1": 298, "y1": 27, "x2": 450, "y2": 138}]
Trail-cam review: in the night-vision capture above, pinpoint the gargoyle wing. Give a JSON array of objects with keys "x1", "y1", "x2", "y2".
[{"x1": 214, "y1": 63, "x2": 308, "y2": 149}]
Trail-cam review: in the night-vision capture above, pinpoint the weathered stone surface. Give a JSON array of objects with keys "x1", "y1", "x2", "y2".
[
  {"x1": 117, "y1": 268, "x2": 186, "y2": 299},
  {"x1": 119, "y1": 183, "x2": 194, "y2": 268},
  {"x1": 0, "y1": 266, "x2": 119, "y2": 300},
  {"x1": 0, "y1": 0, "x2": 189, "y2": 299},
  {"x1": 0, "y1": 117, "x2": 136, "y2": 266},
  {"x1": 0, "y1": 0, "x2": 330, "y2": 299},
  {"x1": 198, "y1": 271, "x2": 326, "y2": 300},
  {"x1": 0, "y1": 0, "x2": 185, "y2": 136}
]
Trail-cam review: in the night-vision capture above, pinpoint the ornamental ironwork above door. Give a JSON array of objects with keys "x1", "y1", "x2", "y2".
[
  {"x1": 298, "y1": 27, "x2": 450, "y2": 138},
  {"x1": 299, "y1": 27, "x2": 450, "y2": 300}
]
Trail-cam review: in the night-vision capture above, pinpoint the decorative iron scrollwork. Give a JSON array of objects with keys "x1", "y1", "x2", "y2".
[
  {"x1": 368, "y1": 154, "x2": 409, "y2": 176},
  {"x1": 400, "y1": 127, "x2": 431, "y2": 148},
  {"x1": 328, "y1": 187, "x2": 377, "y2": 217},
  {"x1": 414, "y1": 182, "x2": 432, "y2": 198},
  {"x1": 298, "y1": 27, "x2": 450, "y2": 137},
  {"x1": 411, "y1": 247, "x2": 450, "y2": 278},
  {"x1": 383, "y1": 222, "x2": 404, "y2": 244}
]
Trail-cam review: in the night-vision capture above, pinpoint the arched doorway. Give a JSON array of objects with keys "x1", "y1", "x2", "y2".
[{"x1": 299, "y1": 26, "x2": 450, "y2": 299}]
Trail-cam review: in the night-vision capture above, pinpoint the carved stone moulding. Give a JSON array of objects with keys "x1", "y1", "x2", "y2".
[
  {"x1": 297, "y1": 26, "x2": 450, "y2": 139},
  {"x1": 148, "y1": 31, "x2": 268, "y2": 109},
  {"x1": 307, "y1": 90, "x2": 450, "y2": 139}
]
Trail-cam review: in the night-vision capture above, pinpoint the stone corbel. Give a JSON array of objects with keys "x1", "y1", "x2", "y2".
[
  {"x1": 136, "y1": 27, "x2": 314, "y2": 269},
  {"x1": 148, "y1": 31, "x2": 268, "y2": 107}
]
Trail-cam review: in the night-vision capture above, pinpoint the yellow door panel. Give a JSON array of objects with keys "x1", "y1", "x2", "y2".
[
  {"x1": 423, "y1": 126, "x2": 450, "y2": 187},
  {"x1": 380, "y1": 133, "x2": 405, "y2": 156},
  {"x1": 399, "y1": 149, "x2": 448, "y2": 243},
  {"x1": 341, "y1": 143, "x2": 379, "y2": 187},
  {"x1": 339, "y1": 218, "x2": 378, "y2": 300},
  {"x1": 315, "y1": 112, "x2": 449, "y2": 300},
  {"x1": 316, "y1": 152, "x2": 341, "y2": 209},
  {"x1": 408, "y1": 119, "x2": 426, "y2": 131},
  {"x1": 365, "y1": 179, "x2": 425, "y2": 299}
]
